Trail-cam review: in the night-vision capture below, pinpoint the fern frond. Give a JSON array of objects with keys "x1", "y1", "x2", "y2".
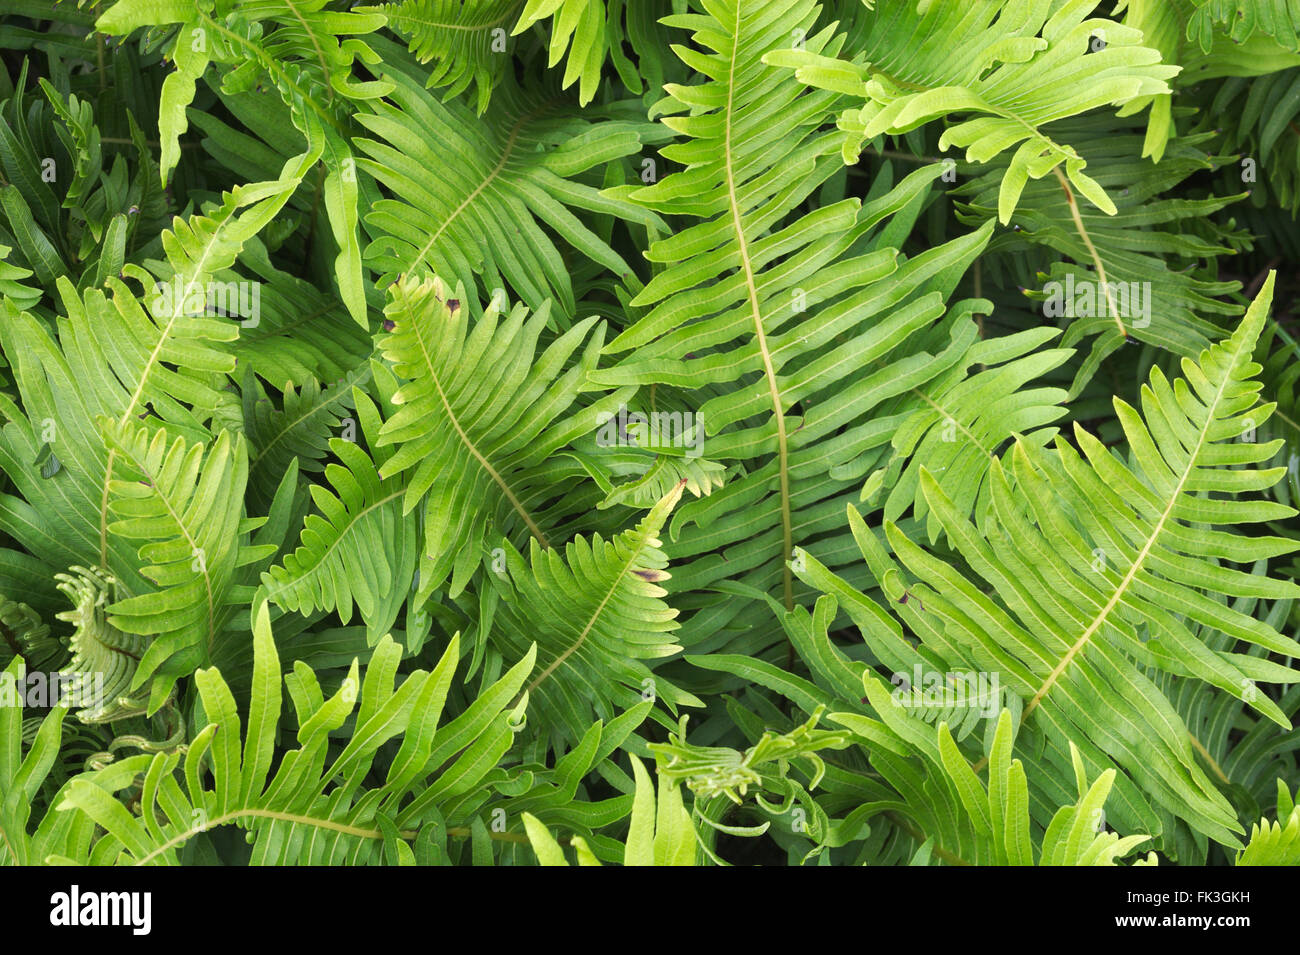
[
  {"x1": 0, "y1": 656, "x2": 67, "y2": 865},
  {"x1": 244, "y1": 365, "x2": 369, "y2": 499},
  {"x1": 511, "y1": 0, "x2": 606, "y2": 106},
  {"x1": 772, "y1": 0, "x2": 1179, "y2": 222},
  {"x1": 224, "y1": 238, "x2": 374, "y2": 388},
  {"x1": 593, "y1": 0, "x2": 879, "y2": 611},
  {"x1": 1186, "y1": 0, "x2": 1300, "y2": 52},
  {"x1": 489, "y1": 481, "x2": 699, "y2": 743},
  {"x1": 956, "y1": 113, "x2": 1246, "y2": 391},
  {"x1": 794, "y1": 275, "x2": 1300, "y2": 853},
  {"x1": 372, "y1": 0, "x2": 522, "y2": 114},
  {"x1": 834, "y1": 692, "x2": 1152, "y2": 866},
  {"x1": 0, "y1": 170, "x2": 306, "y2": 620},
  {"x1": 650, "y1": 705, "x2": 851, "y2": 805},
  {"x1": 354, "y1": 42, "x2": 663, "y2": 317},
  {"x1": 0, "y1": 244, "x2": 40, "y2": 312},
  {"x1": 99, "y1": 418, "x2": 253, "y2": 695},
  {"x1": 523, "y1": 753, "x2": 699, "y2": 866},
  {"x1": 94, "y1": 0, "x2": 386, "y2": 323},
  {"x1": 52, "y1": 566, "x2": 149, "y2": 723},
  {"x1": 259, "y1": 387, "x2": 419, "y2": 647},
  {"x1": 875, "y1": 325, "x2": 1072, "y2": 542},
  {"x1": 54, "y1": 605, "x2": 533, "y2": 864},
  {"x1": 0, "y1": 594, "x2": 62, "y2": 673},
  {"x1": 375, "y1": 273, "x2": 624, "y2": 598},
  {"x1": 1237, "y1": 779, "x2": 1300, "y2": 864},
  {"x1": 1207, "y1": 66, "x2": 1300, "y2": 216}
]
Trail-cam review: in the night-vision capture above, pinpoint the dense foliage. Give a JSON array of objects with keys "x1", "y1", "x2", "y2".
[{"x1": 2, "y1": 0, "x2": 1300, "y2": 866}]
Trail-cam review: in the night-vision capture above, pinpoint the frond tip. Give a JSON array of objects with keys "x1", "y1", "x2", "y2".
[
  {"x1": 493, "y1": 480, "x2": 699, "y2": 741},
  {"x1": 375, "y1": 273, "x2": 611, "y2": 598}
]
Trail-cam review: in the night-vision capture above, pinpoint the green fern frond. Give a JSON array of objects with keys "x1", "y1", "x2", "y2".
[
  {"x1": 258, "y1": 387, "x2": 419, "y2": 647},
  {"x1": 834, "y1": 691, "x2": 1152, "y2": 866},
  {"x1": 54, "y1": 604, "x2": 532, "y2": 864},
  {"x1": 0, "y1": 71, "x2": 163, "y2": 298},
  {"x1": 1207, "y1": 66, "x2": 1300, "y2": 215},
  {"x1": 1186, "y1": 0, "x2": 1300, "y2": 52},
  {"x1": 593, "y1": 0, "x2": 886, "y2": 611},
  {"x1": 794, "y1": 274, "x2": 1300, "y2": 853},
  {"x1": 875, "y1": 325, "x2": 1072, "y2": 542},
  {"x1": 0, "y1": 169, "x2": 307, "y2": 614},
  {"x1": 0, "y1": 244, "x2": 39, "y2": 312},
  {"x1": 99, "y1": 418, "x2": 253, "y2": 695},
  {"x1": 772, "y1": 0, "x2": 1179, "y2": 223},
  {"x1": 244, "y1": 365, "x2": 369, "y2": 497},
  {"x1": 228, "y1": 239, "x2": 374, "y2": 387},
  {"x1": 354, "y1": 45, "x2": 663, "y2": 317},
  {"x1": 511, "y1": 0, "x2": 606, "y2": 106},
  {"x1": 94, "y1": 0, "x2": 386, "y2": 323},
  {"x1": 94, "y1": 0, "x2": 388, "y2": 183},
  {"x1": 0, "y1": 594, "x2": 62, "y2": 673},
  {"x1": 0, "y1": 655, "x2": 67, "y2": 865},
  {"x1": 374, "y1": 273, "x2": 625, "y2": 598},
  {"x1": 650, "y1": 705, "x2": 851, "y2": 805},
  {"x1": 53, "y1": 566, "x2": 149, "y2": 723},
  {"x1": 956, "y1": 113, "x2": 1246, "y2": 391},
  {"x1": 593, "y1": 454, "x2": 727, "y2": 511},
  {"x1": 1237, "y1": 779, "x2": 1300, "y2": 864},
  {"x1": 489, "y1": 481, "x2": 699, "y2": 743},
  {"x1": 371, "y1": 0, "x2": 522, "y2": 113},
  {"x1": 523, "y1": 753, "x2": 699, "y2": 866}
]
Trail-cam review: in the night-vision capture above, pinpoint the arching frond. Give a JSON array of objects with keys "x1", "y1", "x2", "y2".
[
  {"x1": 258, "y1": 387, "x2": 419, "y2": 647},
  {"x1": 244, "y1": 365, "x2": 370, "y2": 503},
  {"x1": 99, "y1": 419, "x2": 252, "y2": 696},
  {"x1": 955, "y1": 113, "x2": 1246, "y2": 392},
  {"x1": 592, "y1": 0, "x2": 1000, "y2": 628},
  {"x1": 794, "y1": 276, "x2": 1300, "y2": 854}
]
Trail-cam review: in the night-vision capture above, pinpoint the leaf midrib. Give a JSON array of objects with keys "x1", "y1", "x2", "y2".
[
  {"x1": 402, "y1": 107, "x2": 530, "y2": 275},
  {"x1": 395, "y1": 1, "x2": 522, "y2": 33},
  {"x1": 400, "y1": 293, "x2": 548, "y2": 546},
  {"x1": 115, "y1": 436, "x2": 217, "y2": 648},
  {"x1": 521, "y1": 523, "x2": 656, "y2": 699},
  {"x1": 1022, "y1": 334, "x2": 1247, "y2": 721},
  {"x1": 249, "y1": 371, "x2": 368, "y2": 473},
  {"x1": 265, "y1": 488, "x2": 404, "y2": 599},
  {"x1": 724, "y1": 4, "x2": 794, "y2": 610},
  {"x1": 101, "y1": 213, "x2": 231, "y2": 567}
]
